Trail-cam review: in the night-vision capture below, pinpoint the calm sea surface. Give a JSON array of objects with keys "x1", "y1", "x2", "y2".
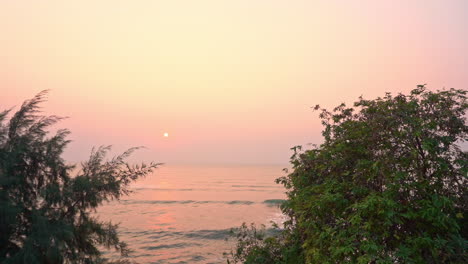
[{"x1": 97, "y1": 165, "x2": 287, "y2": 264}]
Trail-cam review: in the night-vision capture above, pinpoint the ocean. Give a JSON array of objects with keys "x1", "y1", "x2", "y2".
[{"x1": 97, "y1": 165, "x2": 287, "y2": 264}]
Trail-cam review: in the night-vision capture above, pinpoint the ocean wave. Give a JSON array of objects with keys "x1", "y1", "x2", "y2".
[
  {"x1": 146, "y1": 229, "x2": 232, "y2": 241},
  {"x1": 121, "y1": 200, "x2": 256, "y2": 205},
  {"x1": 133, "y1": 187, "x2": 280, "y2": 192},
  {"x1": 141, "y1": 242, "x2": 200, "y2": 250},
  {"x1": 263, "y1": 199, "x2": 286, "y2": 206},
  {"x1": 134, "y1": 188, "x2": 199, "y2": 191},
  {"x1": 231, "y1": 184, "x2": 280, "y2": 188}
]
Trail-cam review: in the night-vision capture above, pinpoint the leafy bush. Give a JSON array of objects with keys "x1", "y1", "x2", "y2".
[
  {"x1": 233, "y1": 86, "x2": 467, "y2": 263},
  {"x1": 226, "y1": 223, "x2": 304, "y2": 264},
  {"x1": 0, "y1": 91, "x2": 160, "y2": 263}
]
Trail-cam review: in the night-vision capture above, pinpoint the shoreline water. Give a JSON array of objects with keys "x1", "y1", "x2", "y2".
[{"x1": 97, "y1": 165, "x2": 287, "y2": 263}]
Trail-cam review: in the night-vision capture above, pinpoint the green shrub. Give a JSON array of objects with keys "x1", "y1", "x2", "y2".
[
  {"x1": 226, "y1": 223, "x2": 304, "y2": 264},
  {"x1": 234, "y1": 86, "x2": 467, "y2": 263}
]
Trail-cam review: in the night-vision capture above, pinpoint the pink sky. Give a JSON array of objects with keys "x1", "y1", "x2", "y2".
[{"x1": 1, "y1": 0, "x2": 467, "y2": 165}]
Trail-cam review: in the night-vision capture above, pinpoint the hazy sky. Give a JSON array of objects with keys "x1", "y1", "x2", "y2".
[{"x1": 1, "y1": 0, "x2": 467, "y2": 165}]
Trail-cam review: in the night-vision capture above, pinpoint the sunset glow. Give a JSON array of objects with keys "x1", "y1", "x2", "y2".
[
  {"x1": 2, "y1": 1, "x2": 467, "y2": 263},
  {"x1": 1, "y1": 0, "x2": 467, "y2": 164}
]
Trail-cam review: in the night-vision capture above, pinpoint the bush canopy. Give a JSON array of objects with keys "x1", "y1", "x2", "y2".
[{"x1": 231, "y1": 86, "x2": 467, "y2": 264}]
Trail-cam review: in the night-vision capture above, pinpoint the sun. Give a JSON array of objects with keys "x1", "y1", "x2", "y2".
[{"x1": 163, "y1": 132, "x2": 169, "y2": 137}]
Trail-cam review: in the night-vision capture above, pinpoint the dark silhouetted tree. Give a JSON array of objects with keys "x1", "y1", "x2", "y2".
[{"x1": 0, "y1": 91, "x2": 160, "y2": 263}]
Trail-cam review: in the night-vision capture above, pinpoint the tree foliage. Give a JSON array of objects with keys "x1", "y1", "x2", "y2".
[
  {"x1": 233, "y1": 86, "x2": 467, "y2": 263},
  {"x1": 0, "y1": 91, "x2": 160, "y2": 263},
  {"x1": 226, "y1": 222, "x2": 304, "y2": 264}
]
